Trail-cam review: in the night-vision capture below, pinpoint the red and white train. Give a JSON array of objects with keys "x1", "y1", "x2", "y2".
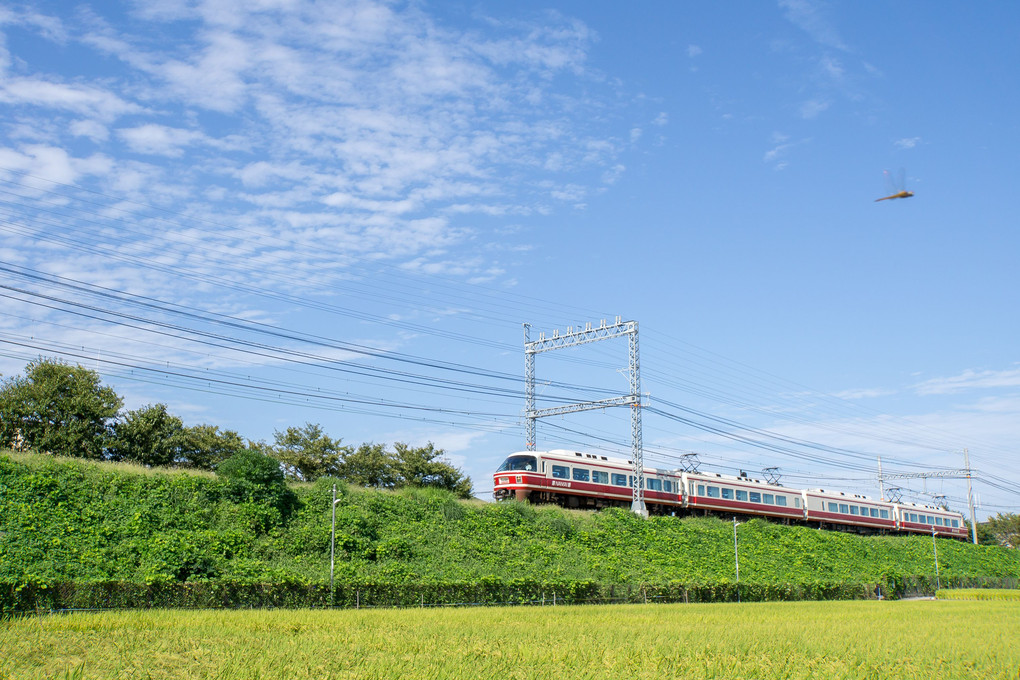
[{"x1": 493, "y1": 449, "x2": 968, "y2": 540}]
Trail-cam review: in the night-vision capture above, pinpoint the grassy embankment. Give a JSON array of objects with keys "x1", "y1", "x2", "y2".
[
  {"x1": 2, "y1": 450, "x2": 1018, "y2": 611},
  {"x1": 2, "y1": 601, "x2": 1019, "y2": 679}
]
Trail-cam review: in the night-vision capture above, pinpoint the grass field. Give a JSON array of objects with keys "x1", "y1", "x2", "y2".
[{"x1": 2, "y1": 600, "x2": 1018, "y2": 679}]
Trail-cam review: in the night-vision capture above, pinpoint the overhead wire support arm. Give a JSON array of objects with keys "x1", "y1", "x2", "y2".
[
  {"x1": 530, "y1": 395, "x2": 638, "y2": 420},
  {"x1": 881, "y1": 469, "x2": 972, "y2": 480}
]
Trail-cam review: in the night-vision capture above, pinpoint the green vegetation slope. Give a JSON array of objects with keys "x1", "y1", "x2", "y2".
[{"x1": 2, "y1": 451, "x2": 1017, "y2": 609}]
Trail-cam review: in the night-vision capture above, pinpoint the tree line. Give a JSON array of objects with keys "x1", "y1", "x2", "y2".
[{"x1": 0, "y1": 357, "x2": 472, "y2": 497}]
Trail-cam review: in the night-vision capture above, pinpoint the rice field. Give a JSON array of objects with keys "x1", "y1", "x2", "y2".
[
  {"x1": 2, "y1": 600, "x2": 1018, "y2": 679},
  {"x1": 936, "y1": 587, "x2": 1020, "y2": 601}
]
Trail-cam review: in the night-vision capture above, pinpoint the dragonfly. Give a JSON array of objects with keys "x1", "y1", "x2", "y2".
[{"x1": 875, "y1": 169, "x2": 914, "y2": 202}]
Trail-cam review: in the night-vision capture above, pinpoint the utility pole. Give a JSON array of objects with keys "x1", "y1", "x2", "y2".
[
  {"x1": 877, "y1": 456, "x2": 884, "y2": 501},
  {"x1": 733, "y1": 517, "x2": 740, "y2": 603},
  {"x1": 964, "y1": 448, "x2": 978, "y2": 545},
  {"x1": 329, "y1": 484, "x2": 343, "y2": 605}
]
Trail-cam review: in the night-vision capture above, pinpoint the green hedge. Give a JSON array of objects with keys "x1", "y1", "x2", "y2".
[{"x1": 0, "y1": 578, "x2": 930, "y2": 615}]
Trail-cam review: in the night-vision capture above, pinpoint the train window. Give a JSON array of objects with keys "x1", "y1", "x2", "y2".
[
  {"x1": 909, "y1": 513, "x2": 917, "y2": 522},
  {"x1": 612, "y1": 473, "x2": 627, "y2": 486},
  {"x1": 749, "y1": 492, "x2": 761, "y2": 503},
  {"x1": 648, "y1": 478, "x2": 663, "y2": 491},
  {"x1": 763, "y1": 494, "x2": 774, "y2": 505},
  {"x1": 572, "y1": 468, "x2": 589, "y2": 482},
  {"x1": 794, "y1": 497, "x2": 801, "y2": 508},
  {"x1": 551, "y1": 465, "x2": 569, "y2": 479},
  {"x1": 663, "y1": 481, "x2": 672, "y2": 493},
  {"x1": 736, "y1": 490, "x2": 748, "y2": 501},
  {"x1": 849, "y1": 506, "x2": 859, "y2": 516},
  {"x1": 775, "y1": 496, "x2": 787, "y2": 507},
  {"x1": 828, "y1": 502, "x2": 838, "y2": 513},
  {"x1": 721, "y1": 488, "x2": 734, "y2": 500},
  {"x1": 936, "y1": 517, "x2": 943, "y2": 526},
  {"x1": 880, "y1": 510, "x2": 889, "y2": 519},
  {"x1": 839, "y1": 504, "x2": 849, "y2": 514},
  {"x1": 706, "y1": 486, "x2": 720, "y2": 498},
  {"x1": 689, "y1": 482, "x2": 695, "y2": 495},
  {"x1": 951, "y1": 519, "x2": 959, "y2": 528},
  {"x1": 497, "y1": 455, "x2": 538, "y2": 472},
  {"x1": 593, "y1": 471, "x2": 609, "y2": 484},
  {"x1": 697, "y1": 485, "x2": 705, "y2": 496}
]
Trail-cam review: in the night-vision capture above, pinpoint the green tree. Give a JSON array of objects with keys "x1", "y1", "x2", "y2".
[
  {"x1": 271, "y1": 422, "x2": 348, "y2": 482},
  {"x1": 341, "y1": 442, "x2": 397, "y2": 489},
  {"x1": 0, "y1": 358, "x2": 122, "y2": 459},
  {"x1": 107, "y1": 403, "x2": 186, "y2": 467},
  {"x1": 393, "y1": 441, "x2": 473, "y2": 498},
  {"x1": 985, "y1": 513, "x2": 1020, "y2": 548},
  {"x1": 178, "y1": 424, "x2": 248, "y2": 470}
]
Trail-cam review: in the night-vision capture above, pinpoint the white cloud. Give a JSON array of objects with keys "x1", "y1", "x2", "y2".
[
  {"x1": 0, "y1": 77, "x2": 142, "y2": 121},
  {"x1": 687, "y1": 45, "x2": 702, "y2": 58},
  {"x1": 601, "y1": 164, "x2": 625, "y2": 185},
  {"x1": 832, "y1": 387, "x2": 896, "y2": 400},
  {"x1": 819, "y1": 54, "x2": 844, "y2": 81},
  {"x1": 799, "y1": 98, "x2": 830, "y2": 119},
  {"x1": 69, "y1": 119, "x2": 110, "y2": 142},
  {"x1": 0, "y1": 144, "x2": 112, "y2": 184},
  {"x1": 763, "y1": 141, "x2": 789, "y2": 164},
  {"x1": 895, "y1": 136, "x2": 922, "y2": 149},
  {"x1": 158, "y1": 31, "x2": 253, "y2": 113},
  {"x1": 778, "y1": 0, "x2": 847, "y2": 51},
  {"x1": 913, "y1": 368, "x2": 1020, "y2": 396},
  {"x1": 116, "y1": 124, "x2": 248, "y2": 159}
]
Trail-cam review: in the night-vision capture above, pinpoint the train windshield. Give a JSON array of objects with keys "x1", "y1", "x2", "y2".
[{"x1": 496, "y1": 455, "x2": 538, "y2": 472}]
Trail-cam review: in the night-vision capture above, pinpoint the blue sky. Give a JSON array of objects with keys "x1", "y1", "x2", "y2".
[{"x1": 1, "y1": 0, "x2": 1018, "y2": 518}]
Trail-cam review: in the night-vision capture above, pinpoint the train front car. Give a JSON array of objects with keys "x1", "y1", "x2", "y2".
[
  {"x1": 493, "y1": 449, "x2": 684, "y2": 513},
  {"x1": 493, "y1": 451, "x2": 542, "y2": 502}
]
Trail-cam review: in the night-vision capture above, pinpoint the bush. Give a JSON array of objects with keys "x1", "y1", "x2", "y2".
[{"x1": 217, "y1": 449, "x2": 298, "y2": 521}]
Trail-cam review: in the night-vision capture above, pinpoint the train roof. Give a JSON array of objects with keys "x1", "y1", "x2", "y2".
[
  {"x1": 511, "y1": 449, "x2": 676, "y2": 474},
  {"x1": 896, "y1": 500, "x2": 960, "y2": 513}
]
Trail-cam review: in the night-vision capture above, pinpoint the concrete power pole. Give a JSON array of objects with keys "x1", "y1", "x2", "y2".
[{"x1": 964, "y1": 448, "x2": 978, "y2": 545}]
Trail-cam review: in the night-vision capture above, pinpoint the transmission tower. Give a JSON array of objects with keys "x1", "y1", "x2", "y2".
[{"x1": 524, "y1": 318, "x2": 645, "y2": 516}]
